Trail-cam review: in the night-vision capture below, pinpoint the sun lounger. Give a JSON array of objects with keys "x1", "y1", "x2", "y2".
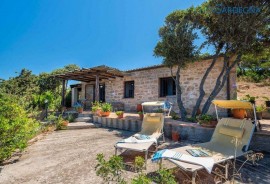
[
  {"x1": 152, "y1": 117, "x2": 256, "y2": 184},
  {"x1": 115, "y1": 113, "x2": 165, "y2": 169}
]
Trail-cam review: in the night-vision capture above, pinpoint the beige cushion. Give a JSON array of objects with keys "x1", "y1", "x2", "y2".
[
  {"x1": 219, "y1": 125, "x2": 245, "y2": 139},
  {"x1": 145, "y1": 116, "x2": 161, "y2": 123}
]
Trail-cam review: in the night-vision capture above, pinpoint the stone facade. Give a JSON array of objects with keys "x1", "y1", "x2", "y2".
[{"x1": 77, "y1": 57, "x2": 237, "y2": 115}]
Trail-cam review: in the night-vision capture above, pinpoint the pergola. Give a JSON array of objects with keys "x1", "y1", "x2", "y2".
[{"x1": 55, "y1": 65, "x2": 125, "y2": 106}]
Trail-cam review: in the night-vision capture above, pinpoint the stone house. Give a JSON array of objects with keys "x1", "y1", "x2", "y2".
[{"x1": 57, "y1": 56, "x2": 237, "y2": 114}]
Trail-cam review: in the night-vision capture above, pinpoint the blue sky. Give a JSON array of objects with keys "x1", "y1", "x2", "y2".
[{"x1": 0, "y1": 0, "x2": 205, "y2": 80}]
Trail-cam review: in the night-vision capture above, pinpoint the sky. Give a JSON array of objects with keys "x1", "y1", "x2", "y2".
[{"x1": 0, "y1": 0, "x2": 206, "y2": 80}]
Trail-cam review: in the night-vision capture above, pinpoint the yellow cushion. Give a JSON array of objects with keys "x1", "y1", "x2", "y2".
[
  {"x1": 219, "y1": 125, "x2": 245, "y2": 139},
  {"x1": 145, "y1": 116, "x2": 161, "y2": 123}
]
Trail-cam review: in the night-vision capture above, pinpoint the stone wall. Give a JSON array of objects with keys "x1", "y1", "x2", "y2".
[
  {"x1": 81, "y1": 57, "x2": 237, "y2": 115},
  {"x1": 105, "y1": 57, "x2": 236, "y2": 114}
]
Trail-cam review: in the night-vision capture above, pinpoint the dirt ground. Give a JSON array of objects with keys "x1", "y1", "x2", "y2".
[
  {"x1": 237, "y1": 81, "x2": 270, "y2": 105},
  {"x1": 0, "y1": 125, "x2": 270, "y2": 184}
]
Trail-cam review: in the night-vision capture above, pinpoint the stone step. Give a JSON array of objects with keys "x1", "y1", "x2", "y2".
[
  {"x1": 74, "y1": 117, "x2": 92, "y2": 122},
  {"x1": 67, "y1": 122, "x2": 96, "y2": 130}
]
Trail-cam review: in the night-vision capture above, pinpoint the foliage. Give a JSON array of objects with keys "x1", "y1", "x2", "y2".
[
  {"x1": 188, "y1": 0, "x2": 270, "y2": 116},
  {"x1": 92, "y1": 101, "x2": 102, "y2": 112},
  {"x1": 116, "y1": 111, "x2": 124, "y2": 116},
  {"x1": 55, "y1": 115, "x2": 69, "y2": 130},
  {"x1": 154, "y1": 168, "x2": 177, "y2": 184},
  {"x1": 238, "y1": 48, "x2": 270, "y2": 83},
  {"x1": 155, "y1": 108, "x2": 163, "y2": 113},
  {"x1": 65, "y1": 114, "x2": 76, "y2": 123},
  {"x1": 32, "y1": 91, "x2": 61, "y2": 110},
  {"x1": 241, "y1": 94, "x2": 258, "y2": 104},
  {"x1": 256, "y1": 105, "x2": 266, "y2": 113},
  {"x1": 95, "y1": 153, "x2": 126, "y2": 183},
  {"x1": 137, "y1": 111, "x2": 143, "y2": 115},
  {"x1": 154, "y1": 10, "x2": 199, "y2": 121},
  {"x1": 262, "y1": 96, "x2": 270, "y2": 101},
  {"x1": 197, "y1": 114, "x2": 213, "y2": 124},
  {"x1": 186, "y1": 117, "x2": 197, "y2": 123},
  {"x1": 134, "y1": 156, "x2": 145, "y2": 173},
  {"x1": 131, "y1": 174, "x2": 152, "y2": 184},
  {"x1": 170, "y1": 111, "x2": 180, "y2": 120},
  {"x1": 101, "y1": 103, "x2": 112, "y2": 112},
  {"x1": 0, "y1": 93, "x2": 39, "y2": 162}
]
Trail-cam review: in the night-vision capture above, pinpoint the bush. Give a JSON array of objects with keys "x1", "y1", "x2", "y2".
[
  {"x1": 154, "y1": 168, "x2": 177, "y2": 184},
  {"x1": 95, "y1": 153, "x2": 126, "y2": 183},
  {"x1": 0, "y1": 93, "x2": 39, "y2": 162}
]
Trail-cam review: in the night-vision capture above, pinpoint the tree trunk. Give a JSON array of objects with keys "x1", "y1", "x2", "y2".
[
  {"x1": 175, "y1": 66, "x2": 187, "y2": 121},
  {"x1": 201, "y1": 54, "x2": 242, "y2": 114},
  {"x1": 191, "y1": 48, "x2": 222, "y2": 118}
]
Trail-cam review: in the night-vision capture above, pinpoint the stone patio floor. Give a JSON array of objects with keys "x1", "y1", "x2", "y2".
[{"x1": 0, "y1": 124, "x2": 270, "y2": 184}]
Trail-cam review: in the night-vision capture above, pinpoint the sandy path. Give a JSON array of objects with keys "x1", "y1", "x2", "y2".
[{"x1": 0, "y1": 128, "x2": 135, "y2": 184}]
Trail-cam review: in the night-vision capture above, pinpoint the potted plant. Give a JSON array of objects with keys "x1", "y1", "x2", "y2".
[
  {"x1": 55, "y1": 115, "x2": 69, "y2": 130},
  {"x1": 138, "y1": 111, "x2": 144, "y2": 120},
  {"x1": 92, "y1": 101, "x2": 102, "y2": 116},
  {"x1": 115, "y1": 111, "x2": 124, "y2": 119},
  {"x1": 263, "y1": 97, "x2": 270, "y2": 108},
  {"x1": 100, "y1": 103, "x2": 112, "y2": 117},
  {"x1": 74, "y1": 103, "x2": 83, "y2": 113},
  {"x1": 197, "y1": 114, "x2": 217, "y2": 128},
  {"x1": 241, "y1": 94, "x2": 258, "y2": 104},
  {"x1": 256, "y1": 105, "x2": 266, "y2": 120}
]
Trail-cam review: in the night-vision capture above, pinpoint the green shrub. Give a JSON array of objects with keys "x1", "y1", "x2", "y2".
[
  {"x1": 95, "y1": 153, "x2": 126, "y2": 183},
  {"x1": 154, "y1": 168, "x2": 177, "y2": 184},
  {"x1": 170, "y1": 111, "x2": 179, "y2": 120},
  {"x1": 131, "y1": 174, "x2": 152, "y2": 184},
  {"x1": 134, "y1": 156, "x2": 145, "y2": 173},
  {"x1": 0, "y1": 93, "x2": 40, "y2": 162}
]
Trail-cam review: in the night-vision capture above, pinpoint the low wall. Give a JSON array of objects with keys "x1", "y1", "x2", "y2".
[
  {"x1": 92, "y1": 116, "x2": 142, "y2": 132},
  {"x1": 92, "y1": 116, "x2": 215, "y2": 143},
  {"x1": 164, "y1": 121, "x2": 215, "y2": 143}
]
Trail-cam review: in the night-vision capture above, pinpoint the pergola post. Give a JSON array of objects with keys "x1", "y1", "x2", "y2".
[
  {"x1": 61, "y1": 79, "x2": 66, "y2": 107},
  {"x1": 95, "y1": 74, "x2": 99, "y2": 102}
]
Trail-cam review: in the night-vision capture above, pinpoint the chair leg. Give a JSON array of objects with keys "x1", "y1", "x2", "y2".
[
  {"x1": 115, "y1": 147, "x2": 117, "y2": 155},
  {"x1": 192, "y1": 171, "x2": 197, "y2": 184},
  {"x1": 145, "y1": 150, "x2": 148, "y2": 170},
  {"x1": 225, "y1": 162, "x2": 229, "y2": 180}
]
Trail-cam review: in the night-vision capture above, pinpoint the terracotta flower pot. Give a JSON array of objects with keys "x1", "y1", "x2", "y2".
[
  {"x1": 117, "y1": 114, "x2": 124, "y2": 119},
  {"x1": 77, "y1": 107, "x2": 83, "y2": 113},
  {"x1": 95, "y1": 109, "x2": 102, "y2": 116},
  {"x1": 172, "y1": 131, "x2": 180, "y2": 142},
  {"x1": 62, "y1": 121, "x2": 69, "y2": 126},
  {"x1": 200, "y1": 120, "x2": 217, "y2": 128},
  {"x1": 137, "y1": 104, "x2": 143, "y2": 112},
  {"x1": 232, "y1": 109, "x2": 247, "y2": 119},
  {"x1": 101, "y1": 111, "x2": 110, "y2": 117}
]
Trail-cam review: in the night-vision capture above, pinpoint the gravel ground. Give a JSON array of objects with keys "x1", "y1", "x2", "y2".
[{"x1": 0, "y1": 125, "x2": 269, "y2": 184}]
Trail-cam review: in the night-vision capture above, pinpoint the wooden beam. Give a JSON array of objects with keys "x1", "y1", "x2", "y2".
[{"x1": 95, "y1": 75, "x2": 99, "y2": 102}]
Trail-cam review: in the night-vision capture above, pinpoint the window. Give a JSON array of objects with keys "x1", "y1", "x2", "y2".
[
  {"x1": 124, "y1": 81, "x2": 134, "y2": 98},
  {"x1": 160, "y1": 77, "x2": 176, "y2": 97}
]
